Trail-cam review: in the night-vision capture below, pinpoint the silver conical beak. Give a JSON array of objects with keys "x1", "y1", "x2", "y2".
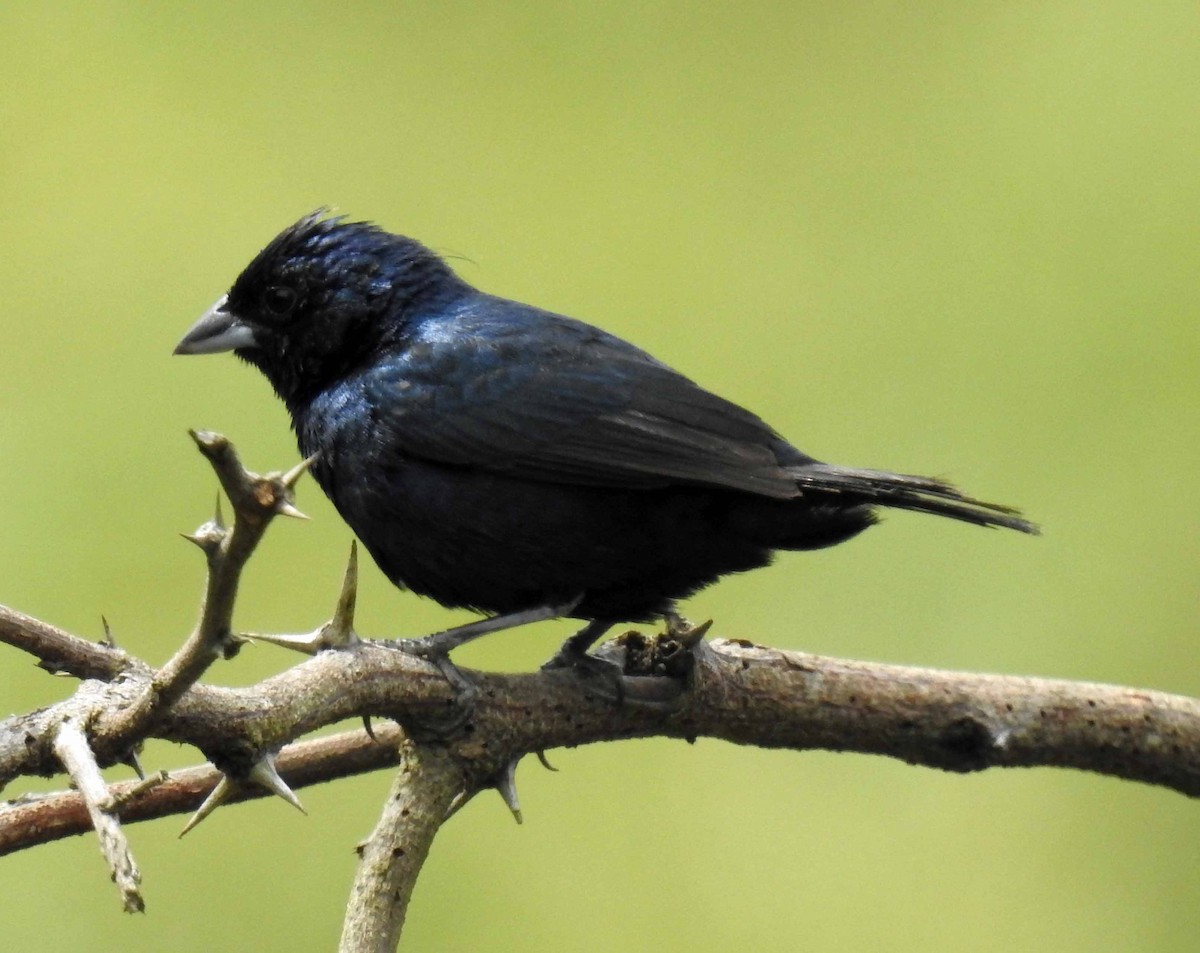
[{"x1": 174, "y1": 296, "x2": 259, "y2": 355}]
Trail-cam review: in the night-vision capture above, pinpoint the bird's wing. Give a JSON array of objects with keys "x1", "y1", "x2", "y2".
[{"x1": 360, "y1": 307, "x2": 803, "y2": 499}]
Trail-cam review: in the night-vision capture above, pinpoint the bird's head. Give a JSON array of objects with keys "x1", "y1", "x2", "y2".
[{"x1": 175, "y1": 211, "x2": 465, "y2": 409}]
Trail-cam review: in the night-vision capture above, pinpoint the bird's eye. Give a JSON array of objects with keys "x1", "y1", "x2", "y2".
[{"x1": 263, "y1": 285, "x2": 298, "y2": 316}]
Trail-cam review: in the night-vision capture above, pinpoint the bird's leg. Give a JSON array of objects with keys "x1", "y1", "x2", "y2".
[
  {"x1": 542, "y1": 618, "x2": 615, "y2": 666},
  {"x1": 541, "y1": 619, "x2": 625, "y2": 701},
  {"x1": 405, "y1": 601, "x2": 579, "y2": 657},
  {"x1": 396, "y1": 597, "x2": 582, "y2": 701}
]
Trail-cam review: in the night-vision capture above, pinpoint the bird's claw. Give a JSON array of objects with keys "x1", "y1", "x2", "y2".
[
  {"x1": 389, "y1": 638, "x2": 479, "y2": 736},
  {"x1": 394, "y1": 637, "x2": 479, "y2": 703},
  {"x1": 541, "y1": 646, "x2": 627, "y2": 703}
]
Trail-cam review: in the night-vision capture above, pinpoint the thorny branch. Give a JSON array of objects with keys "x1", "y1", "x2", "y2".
[
  {"x1": 98, "y1": 430, "x2": 314, "y2": 752},
  {"x1": 0, "y1": 433, "x2": 1197, "y2": 948}
]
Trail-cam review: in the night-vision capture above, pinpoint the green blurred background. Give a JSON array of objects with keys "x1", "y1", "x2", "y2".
[{"x1": 1, "y1": 2, "x2": 1198, "y2": 950}]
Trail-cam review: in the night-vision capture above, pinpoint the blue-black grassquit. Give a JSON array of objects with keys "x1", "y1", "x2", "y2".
[{"x1": 175, "y1": 212, "x2": 1034, "y2": 686}]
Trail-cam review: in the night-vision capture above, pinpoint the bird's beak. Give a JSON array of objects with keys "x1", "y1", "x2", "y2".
[{"x1": 174, "y1": 295, "x2": 259, "y2": 355}]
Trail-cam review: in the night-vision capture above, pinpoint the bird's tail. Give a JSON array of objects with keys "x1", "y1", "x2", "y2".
[{"x1": 789, "y1": 463, "x2": 1039, "y2": 535}]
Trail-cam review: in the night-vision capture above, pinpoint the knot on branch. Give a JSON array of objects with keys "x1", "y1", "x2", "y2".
[{"x1": 930, "y1": 711, "x2": 1009, "y2": 772}]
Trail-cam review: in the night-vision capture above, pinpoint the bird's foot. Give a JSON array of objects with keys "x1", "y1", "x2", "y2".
[
  {"x1": 388, "y1": 638, "x2": 479, "y2": 737},
  {"x1": 541, "y1": 644, "x2": 628, "y2": 703},
  {"x1": 395, "y1": 637, "x2": 480, "y2": 708},
  {"x1": 541, "y1": 618, "x2": 631, "y2": 702},
  {"x1": 567, "y1": 612, "x2": 713, "y2": 710}
]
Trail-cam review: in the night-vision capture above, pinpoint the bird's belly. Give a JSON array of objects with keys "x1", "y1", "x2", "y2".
[{"x1": 326, "y1": 458, "x2": 772, "y2": 621}]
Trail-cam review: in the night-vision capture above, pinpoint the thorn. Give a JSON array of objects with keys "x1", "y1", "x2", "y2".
[
  {"x1": 326, "y1": 542, "x2": 358, "y2": 645},
  {"x1": 179, "y1": 775, "x2": 235, "y2": 837},
  {"x1": 99, "y1": 615, "x2": 117, "y2": 648},
  {"x1": 666, "y1": 613, "x2": 713, "y2": 647},
  {"x1": 181, "y1": 525, "x2": 224, "y2": 554},
  {"x1": 182, "y1": 494, "x2": 229, "y2": 553},
  {"x1": 122, "y1": 748, "x2": 146, "y2": 780},
  {"x1": 495, "y1": 758, "x2": 523, "y2": 824},
  {"x1": 247, "y1": 755, "x2": 306, "y2": 815},
  {"x1": 362, "y1": 715, "x2": 377, "y2": 742},
  {"x1": 179, "y1": 756, "x2": 305, "y2": 837},
  {"x1": 251, "y1": 543, "x2": 360, "y2": 653},
  {"x1": 535, "y1": 750, "x2": 558, "y2": 772},
  {"x1": 240, "y1": 630, "x2": 326, "y2": 655},
  {"x1": 275, "y1": 500, "x2": 310, "y2": 520},
  {"x1": 281, "y1": 452, "x2": 319, "y2": 489},
  {"x1": 677, "y1": 619, "x2": 713, "y2": 648}
]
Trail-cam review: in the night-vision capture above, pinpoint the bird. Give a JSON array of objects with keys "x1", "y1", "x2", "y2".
[{"x1": 175, "y1": 211, "x2": 1036, "y2": 694}]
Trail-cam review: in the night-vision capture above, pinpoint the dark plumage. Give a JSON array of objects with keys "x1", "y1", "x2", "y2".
[{"x1": 176, "y1": 212, "x2": 1035, "y2": 683}]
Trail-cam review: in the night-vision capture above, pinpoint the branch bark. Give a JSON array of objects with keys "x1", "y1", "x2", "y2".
[
  {"x1": 339, "y1": 741, "x2": 462, "y2": 952},
  {"x1": 0, "y1": 605, "x2": 129, "y2": 680},
  {"x1": 52, "y1": 720, "x2": 143, "y2": 912},
  {"x1": 3, "y1": 635, "x2": 1198, "y2": 845},
  {"x1": 0, "y1": 726, "x2": 403, "y2": 856}
]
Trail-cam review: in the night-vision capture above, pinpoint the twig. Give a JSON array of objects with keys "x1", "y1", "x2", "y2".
[
  {"x1": 0, "y1": 726, "x2": 404, "y2": 856},
  {"x1": 339, "y1": 741, "x2": 462, "y2": 952},
  {"x1": 110, "y1": 771, "x2": 170, "y2": 810},
  {"x1": 0, "y1": 605, "x2": 130, "y2": 681},
  {"x1": 99, "y1": 431, "x2": 312, "y2": 749},
  {"x1": 51, "y1": 721, "x2": 143, "y2": 913}
]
